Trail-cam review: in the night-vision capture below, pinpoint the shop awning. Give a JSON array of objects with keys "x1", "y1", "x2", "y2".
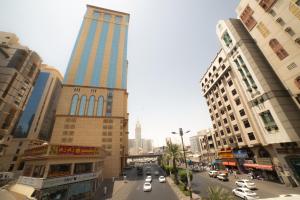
[
  {"x1": 222, "y1": 161, "x2": 236, "y2": 166},
  {"x1": 243, "y1": 163, "x2": 273, "y2": 171}
]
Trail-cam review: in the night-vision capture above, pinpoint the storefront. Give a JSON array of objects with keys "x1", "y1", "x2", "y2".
[{"x1": 218, "y1": 148, "x2": 238, "y2": 170}]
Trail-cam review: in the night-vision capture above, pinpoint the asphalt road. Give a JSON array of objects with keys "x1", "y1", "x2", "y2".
[
  {"x1": 126, "y1": 164, "x2": 178, "y2": 200},
  {"x1": 192, "y1": 171, "x2": 300, "y2": 199}
]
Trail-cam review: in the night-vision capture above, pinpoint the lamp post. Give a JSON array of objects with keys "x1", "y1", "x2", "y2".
[{"x1": 172, "y1": 128, "x2": 192, "y2": 200}]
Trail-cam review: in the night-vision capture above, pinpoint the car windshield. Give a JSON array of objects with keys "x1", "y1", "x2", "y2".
[{"x1": 145, "y1": 183, "x2": 150, "y2": 186}]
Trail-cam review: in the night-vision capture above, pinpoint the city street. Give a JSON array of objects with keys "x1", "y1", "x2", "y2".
[
  {"x1": 96, "y1": 164, "x2": 178, "y2": 200},
  {"x1": 192, "y1": 171, "x2": 300, "y2": 199}
]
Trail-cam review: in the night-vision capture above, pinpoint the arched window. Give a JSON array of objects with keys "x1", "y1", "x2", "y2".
[
  {"x1": 269, "y1": 39, "x2": 288, "y2": 60},
  {"x1": 79, "y1": 95, "x2": 87, "y2": 116},
  {"x1": 97, "y1": 96, "x2": 104, "y2": 116},
  {"x1": 70, "y1": 94, "x2": 79, "y2": 115},
  {"x1": 87, "y1": 96, "x2": 95, "y2": 116},
  {"x1": 212, "y1": 66, "x2": 216, "y2": 71}
]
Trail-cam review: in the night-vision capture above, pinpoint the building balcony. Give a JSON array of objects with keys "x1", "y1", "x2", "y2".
[{"x1": 17, "y1": 171, "x2": 101, "y2": 190}]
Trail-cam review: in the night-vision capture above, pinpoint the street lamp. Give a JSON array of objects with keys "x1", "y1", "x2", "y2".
[{"x1": 172, "y1": 128, "x2": 192, "y2": 200}]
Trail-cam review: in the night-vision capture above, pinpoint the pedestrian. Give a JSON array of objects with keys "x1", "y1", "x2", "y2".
[
  {"x1": 233, "y1": 170, "x2": 237, "y2": 179},
  {"x1": 103, "y1": 186, "x2": 107, "y2": 196}
]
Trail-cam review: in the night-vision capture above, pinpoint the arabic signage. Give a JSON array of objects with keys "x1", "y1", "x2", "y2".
[
  {"x1": 233, "y1": 149, "x2": 248, "y2": 159},
  {"x1": 49, "y1": 145, "x2": 100, "y2": 156},
  {"x1": 24, "y1": 145, "x2": 48, "y2": 156}
]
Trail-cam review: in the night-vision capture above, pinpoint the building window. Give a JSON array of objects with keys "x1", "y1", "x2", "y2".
[
  {"x1": 227, "y1": 105, "x2": 231, "y2": 111},
  {"x1": 223, "y1": 118, "x2": 228, "y2": 124},
  {"x1": 285, "y1": 27, "x2": 295, "y2": 36},
  {"x1": 239, "y1": 109, "x2": 246, "y2": 117},
  {"x1": 74, "y1": 163, "x2": 93, "y2": 174},
  {"x1": 276, "y1": 17, "x2": 285, "y2": 26},
  {"x1": 221, "y1": 88, "x2": 225, "y2": 93},
  {"x1": 222, "y1": 31, "x2": 233, "y2": 47},
  {"x1": 259, "y1": 0, "x2": 277, "y2": 12},
  {"x1": 247, "y1": 132, "x2": 256, "y2": 141},
  {"x1": 237, "y1": 135, "x2": 243, "y2": 143},
  {"x1": 48, "y1": 164, "x2": 71, "y2": 178},
  {"x1": 220, "y1": 130, "x2": 224, "y2": 136},
  {"x1": 32, "y1": 165, "x2": 45, "y2": 178},
  {"x1": 231, "y1": 89, "x2": 237, "y2": 96},
  {"x1": 223, "y1": 95, "x2": 228, "y2": 102},
  {"x1": 256, "y1": 22, "x2": 270, "y2": 38},
  {"x1": 87, "y1": 96, "x2": 95, "y2": 116},
  {"x1": 240, "y1": 5, "x2": 257, "y2": 31},
  {"x1": 269, "y1": 39, "x2": 289, "y2": 60},
  {"x1": 233, "y1": 124, "x2": 239, "y2": 131},
  {"x1": 226, "y1": 127, "x2": 231, "y2": 134},
  {"x1": 228, "y1": 80, "x2": 233, "y2": 86},
  {"x1": 235, "y1": 98, "x2": 241, "y2": 106},
  {"x1": 223, "y1": 139, "x2": 227, "y2": 145},
  {"x1": 97, "y1": 96, "x2": 104, "y2": 116},
  {"x1": 230, "y1": 114, "x2": 235, "y2": 121},
  {"x1": 243, "y1": 120, "x2": 251, "y2": 128},
  {"x1": 260, "y1": 110, "x2": 278, "y2": 130},
  {"x1": 70, "y1": 94, "x2": 79, "y2": 115},
  {"x1": 79, "y1": 96, "x2": 87, "y2": 116}
]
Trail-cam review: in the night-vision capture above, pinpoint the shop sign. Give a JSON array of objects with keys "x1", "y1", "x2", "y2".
[
  {"x1": 256, "y1": 158, "x2": 272, "y2": 165},
  {"x1": 24, "y1": 145, "x2": 48, "y2": 156},
  {"x1": 49, "y1": 145, "x2": 100, "y2": 156},
  {"x1": 233, "y1": 150, "x2": 248, "y2": 159},
  {"x1": 218, "y1": 151, "x2": 234, "y2": 159},
  {"x1": 42, "y1": 172, "x2": 99, "y2": 189}
]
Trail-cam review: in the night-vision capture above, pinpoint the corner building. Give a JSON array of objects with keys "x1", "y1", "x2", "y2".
[
  {"x1": 50, "y1": 5, "x2": 129, "y2": 178},
  {"x1": 236, "y1": 0, "x2": 300, "y2": 108},
  {"x1": 201, "y1": 19, "x2": 300, "y2": 186}
]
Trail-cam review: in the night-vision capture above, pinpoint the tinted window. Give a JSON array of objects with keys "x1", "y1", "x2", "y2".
[{"x1": 13, "y1": 72, "x2": 49, "y2": 138}]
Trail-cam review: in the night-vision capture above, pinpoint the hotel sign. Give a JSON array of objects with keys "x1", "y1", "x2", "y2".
[{"x1": 49, "y1": 145, "x2": 100, "y2": 156}]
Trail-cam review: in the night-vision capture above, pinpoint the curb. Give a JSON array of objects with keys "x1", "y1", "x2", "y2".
[{"x1": 166, "y1": 177, "x2": 201, "y2": 200}]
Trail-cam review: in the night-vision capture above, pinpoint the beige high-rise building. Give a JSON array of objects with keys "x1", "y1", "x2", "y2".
[
  {"x1": 7, "y1": 5, "x2": 129, "y2": 199},
  {"x1": 0, "y1": 65, "x2": 63, "y2": 172},
  {"x1": 201, "y1": 18, "x2": 300, "y2": 186},
  {"x1": 236, "y1": 0, "x2": 300, "y2": 108},
  {"x1": 197, "y1": 129, "x2": 217, "y2": 165},
  {"x1": 0, "y1": 32, "x2": 42, "y2": 163}
]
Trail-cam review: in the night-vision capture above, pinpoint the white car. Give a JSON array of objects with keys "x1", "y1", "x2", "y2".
[
  {"x1": 208, "y1": 170, "x2": 218, "y2": 178},
  {"x1": 235, "y1": 179, "x2": 256, "y2": 189},
  {"x1": 145, "y1": 176, "x2": 152, "y2": 182},
  {"x1": 159, "y1": 176, "x2": 166, "y2": 183},
  {"x1": 143, "y1": 182, "x2": 152, "y2": 192},
  {"x1": 232, "y1": 187, "x2": 259, "y2": 200}
]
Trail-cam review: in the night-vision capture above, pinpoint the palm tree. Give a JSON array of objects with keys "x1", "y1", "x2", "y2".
[
  {"x1": 165, "y1": 141, "x2": 182, "y2": 184},
  {"x1": 206, "y1": 186, "x2": 234, "y2": 200}
]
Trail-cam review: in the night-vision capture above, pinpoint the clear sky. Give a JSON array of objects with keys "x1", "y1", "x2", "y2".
[{"x1": 0, "y1": 0, "x2": 239, "y2": 147}]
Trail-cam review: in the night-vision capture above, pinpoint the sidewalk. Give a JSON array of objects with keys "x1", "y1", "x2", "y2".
[{"x1": 166, "y1": 177, "x2": 201, "y2": 200}]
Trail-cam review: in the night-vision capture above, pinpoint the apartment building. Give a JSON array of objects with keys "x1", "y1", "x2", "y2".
[
  {"x1": 0, "y1": 65, "x2": 63, "y2": 172},
  {"x1": 236, "y1": 0, "x2": 300, "y2": 108},
  {"x1": 0, "y1": 32, "x2": 42, "y2": 160},
  {"x1": 189, "y1": 135, "x2": 201, "y2": 154},
  {"x1": 201, "y1": 18, "x2": 300, "y2": 186},
  {"x1": 197, "y1": 129, "x2": 217, "y2": 166}
]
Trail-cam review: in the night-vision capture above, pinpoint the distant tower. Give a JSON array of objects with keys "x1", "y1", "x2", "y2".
[{"x1": 135, "y1": 121, "x2": 141, "y2": 154}]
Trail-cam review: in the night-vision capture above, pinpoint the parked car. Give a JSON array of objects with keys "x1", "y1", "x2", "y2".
[
  {"x1": 159, "y1": 176, "x2": 166, "y2": 183},
  {"x1": 145, "y1": 176, "x2": 152, "y2": 183},
  {"x1": 232, "y1": 187, "x2": 259, "y2": 200},
  {"x1": 208, "y1": 170, "x2": 219, "y2": 178},
  {"x1": 143, "y1": 182, "x2": 152, "y2": 192},
  {"x1": 235, "y1": 179, "x2": 257, "y2": 189},
  {"x1": 217, "y1": 173, "x2": 229, "y2": 181}
]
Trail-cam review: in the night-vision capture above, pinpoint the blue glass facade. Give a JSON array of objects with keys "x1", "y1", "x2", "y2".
[{"x1": 13, "y1": 72, "x2": 49, "y2": 138}]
